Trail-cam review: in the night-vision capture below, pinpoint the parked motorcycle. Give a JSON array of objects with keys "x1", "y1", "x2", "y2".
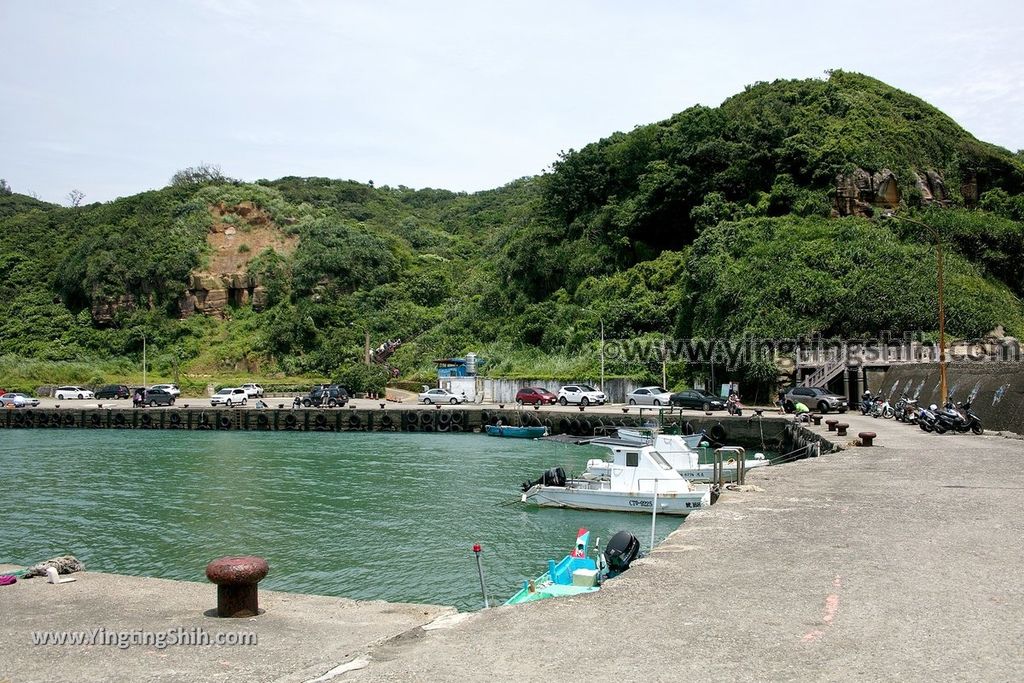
[
  {"x1": 917, "y1": 404, "x2": 939, "y2": 432},
  {"x1": 935, "y1": 400, "x2": 983, "y2": 435},
  {"x1": 869, "y1": 395, "x2": 894, "y2": 419}
]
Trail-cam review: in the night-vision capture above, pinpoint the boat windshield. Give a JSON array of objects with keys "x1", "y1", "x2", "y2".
[{"x1": 648, "y1": 449, "x2": 673, "y2": 471}]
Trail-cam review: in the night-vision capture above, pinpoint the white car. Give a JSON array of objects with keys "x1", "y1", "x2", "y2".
[
  {"x1": 241, "y1": 383, "x2": 264, "y2": 398},
  {"x1": 626, "y1": 386, "x2": 673, "y2": 406},
  {"x1": 210, "y1": 387, "x2": 248, "y2": 406},
  {"x1": 54, "y1": 386, "x2": 95, "y2": 400},
  {"x1": 150, "y1": 383, "x2": 180, "y2": 397},
  {"x1": 418, "y1": 388, "x2": 466, "y2": 405},
  {"x1": 557, "y1": 384, "x2": 606, "y2": 406},
  {"x1": 0, "y1": 392, "x2": 39, "y2": 408}
]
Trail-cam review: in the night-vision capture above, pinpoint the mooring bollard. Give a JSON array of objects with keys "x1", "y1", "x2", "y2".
[
  {"x1": 811, "y1": 414, "x2": 822, "y2": 426},
  {"x1": 836, "y1": 423, "x2": 849, "y2": 437},
  {"x1": 858, "y1": 431, "x2": 876, "y2": 447},
  {"x1": 206, "y1": 556, "x2": 269, "y2": 618},
  {"x1": 826, "y1": 419, "x2": 838, "y2": 432}
]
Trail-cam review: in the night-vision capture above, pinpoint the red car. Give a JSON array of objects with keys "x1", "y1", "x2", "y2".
[{"x1": 515, "y1": 387, "x2": 558, "y2": 405}]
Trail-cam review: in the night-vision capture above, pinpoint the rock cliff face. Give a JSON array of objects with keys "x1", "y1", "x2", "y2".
[
  {"x1": 832, "y1": 167, "x2": 955, "y2": 216},
  {"x1": 178, "y1": 274, "x2": 268, "y2": 318}
]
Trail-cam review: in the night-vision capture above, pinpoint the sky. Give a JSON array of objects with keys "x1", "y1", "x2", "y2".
[{"x1": 2, "y1": 0, "x2": 1023, "y2": 205}]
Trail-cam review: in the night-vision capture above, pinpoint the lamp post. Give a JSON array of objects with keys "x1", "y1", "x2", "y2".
[
  {"x1": 883, "y1": 213, "x2": 947, "y2": 405},
  {"x1": 142, "y1": 333, "x2": 147, "y2": 390}
]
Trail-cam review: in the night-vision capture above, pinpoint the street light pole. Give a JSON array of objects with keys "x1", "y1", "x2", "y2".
[
  {"x1": 600, "y1": 320, "x2": 605, "y2": 392},
  {"x1": 142, "y1": 334, "x2": 147, "y2": 390},
  {"x1": 883, "y1": 213, "x2": 948, "y2": 405}
]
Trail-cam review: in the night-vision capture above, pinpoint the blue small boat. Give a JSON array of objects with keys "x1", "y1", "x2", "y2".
[
  {"x1": 504, "y1": 528, "x2": 600, "y2": 605},
  {"x1": 485, "y1": 424, "x2": 547, "y2": 438}
]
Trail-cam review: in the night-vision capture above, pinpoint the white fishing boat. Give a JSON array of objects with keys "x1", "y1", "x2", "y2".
[
  {"x1": 590, "y1": 430, "x2": 769, "y2": 483},
  {"x1": 519, "y1": 446, "x2": 711, "y2": 515}
]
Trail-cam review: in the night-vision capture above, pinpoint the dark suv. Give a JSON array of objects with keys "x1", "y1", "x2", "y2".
[
  {"x1": 299, "y1": 385, "x2": 349, "y2": 408},
  {"x1": 783, "y1": 386, "x2": 848, "y2": 414},
  {"x1": 96, "y1": 384, "x2": 130, "y2": 399}
]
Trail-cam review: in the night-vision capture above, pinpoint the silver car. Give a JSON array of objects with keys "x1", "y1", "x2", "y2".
[
  {"x1": 418, "y1": 388, "x2": 466, "y2": 405},
  {"x1": 0, "y1": 392, "x2": 39, "y2": 408},
  {"x1": 626, "y1": 386, "x2": 673, "y2": 406}
]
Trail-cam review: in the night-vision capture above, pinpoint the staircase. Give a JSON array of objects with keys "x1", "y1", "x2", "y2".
[{"x1": 800, "y1": 356, "x2": 847, "y2": 388}]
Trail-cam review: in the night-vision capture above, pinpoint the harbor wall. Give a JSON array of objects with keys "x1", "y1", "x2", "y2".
[
  {"x1": 479, "y1": 378, "x2": 643, "y2": 404},
  {"x1": 878, "y1": 362, "x2": 1024, "y2": 434},
  {"x1": 0, "y1": 405, "x2": 835, "y2": 453}
]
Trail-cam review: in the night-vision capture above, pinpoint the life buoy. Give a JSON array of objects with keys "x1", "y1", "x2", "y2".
[
  {"x1": 169, "y1": 413, "x2": 182, "y2": 427},
  {"x1": 284, "y1": 413, "x2": 297, "y2": 429},
  {"x1": 114, "y1": 413, "x2": 126, "y2": 427}
]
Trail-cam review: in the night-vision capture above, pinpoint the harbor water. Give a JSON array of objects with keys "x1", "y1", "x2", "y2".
[{"x1": 0, "y1": 431, "x2": 691, "y2": 610}]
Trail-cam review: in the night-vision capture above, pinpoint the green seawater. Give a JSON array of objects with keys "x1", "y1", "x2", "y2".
[{"x1": 0, "y1": 431, "x2": 687, "y2": 610}]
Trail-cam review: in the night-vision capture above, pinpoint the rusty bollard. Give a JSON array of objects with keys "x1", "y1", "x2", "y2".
[
  {"x1": 206, "y1": 556, "x2": 269, "y2": 618},
  {"x1": 826, "y1": 419, "x2": 838, "y2": 432},
  {"x1": 811, "y1": 414, "x2": 822, "y2": 426},
  {"x1": 836, "y1": 423, "x2": 849, "y2": 437},
  {"x1": 859, "y1": 431, "x2": 876, "y2": 447}
]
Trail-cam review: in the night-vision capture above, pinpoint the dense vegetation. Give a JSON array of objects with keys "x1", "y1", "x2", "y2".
[{"x1": 2, "y1": 71, "x2": 1023, "y2": 394}]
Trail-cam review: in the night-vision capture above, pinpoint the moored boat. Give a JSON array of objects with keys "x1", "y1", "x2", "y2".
[
  {"x1": 588, "y1": 432, "x2": 768, "y2": 483},
  {"x1": 485, "y1": 424, "x2": 547, "y2": 438},
  {"x1": 519, "y1": 447, "x2": 711, "y2": 515},
  {"x1": 504, "y1": 528, "x2": 640, "y2": 606}
]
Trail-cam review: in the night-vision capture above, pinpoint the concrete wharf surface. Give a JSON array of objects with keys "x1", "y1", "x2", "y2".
[
  {"x1": 2, "y1": 413, "x2": 1022, "y2": 681},
  {"x1": 343, "y1": 414, "x2": 1024, "y2": 682}
]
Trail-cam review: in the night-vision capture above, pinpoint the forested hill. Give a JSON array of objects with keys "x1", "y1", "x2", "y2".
[{"x1": 2, "y1": 71, "x2": 1023, "y2": 392}]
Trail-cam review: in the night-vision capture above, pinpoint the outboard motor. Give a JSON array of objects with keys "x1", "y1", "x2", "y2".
[
  {"x1": 604, "y1": 531, "x2": 640, "y2": 573},
  {"x1": 520, "y1": 466, "x2": 567, "y2": 492}
]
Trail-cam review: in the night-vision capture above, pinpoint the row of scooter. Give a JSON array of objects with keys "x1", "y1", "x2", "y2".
[{"x1": 860, "y1": 391, "x2": 984, "y2": 434}]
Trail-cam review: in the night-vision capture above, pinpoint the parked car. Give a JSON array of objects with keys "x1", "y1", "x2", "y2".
[
  {"x1": 783, "y1": 386, "x2": 849, "y2": 414},
  {"x1": 241, "y1": 383, "x2": 264, "y2": 398},
  {"x1": 626, "y1": 386, "x2": 673, "y2": 406},
  {"x1": 556, "y1": 384, "x2": 606, "y2": 406},
  {"x1": 143, "y1": 387, "x2": 176, "y2": 406},
  {"x1": 96, "y1": 384, "x2": 130, "y2": 399},
  {"x1": 0, "y1": 392, "x2": 39, "y2": 408},
  {"x1": 418, "y1": 388, "x2": 467, "y2": 405},
  {"x1": 515, "y1": 387, "x2": 558, "y2": 405},
  {"x1": 54, "y1": 386, "x2": 94, "y2": 400},
  {"x1": 150, "y1": 383, "x2": 180, "y2": 397},
  {"x1": 669, "y1": 388, "x2": 726, "y2": 411},
  {"x1": 210, "y1": 387, "x2": 248, "y2": 406},
  {"x1": 299, "y1": 386, "x2": 348, "y2": 407}
]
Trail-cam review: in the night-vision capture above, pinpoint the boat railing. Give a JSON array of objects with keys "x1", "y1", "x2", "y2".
[{"x1": 713, "y1": 446, "x2": 747, "y2": 486}]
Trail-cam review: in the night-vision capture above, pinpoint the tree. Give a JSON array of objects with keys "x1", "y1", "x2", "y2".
[
  {"x1": 0, "y1": 178, "x2": 11, "y2": 196},
  {"x1": 169, "y1": 163, "x2": 228, "y2": 187},
  {"x1": 67, "y1": 189, "x2": 85, "y2": 207}
]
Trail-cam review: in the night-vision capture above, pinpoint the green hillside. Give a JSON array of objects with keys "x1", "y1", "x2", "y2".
[{"x1": 1, "y1": 71, "x2": 1023, "y2": 393}]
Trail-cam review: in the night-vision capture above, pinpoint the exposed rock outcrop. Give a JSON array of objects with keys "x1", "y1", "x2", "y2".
[
  {"x1": 832, "y1": 168, "x2": 900, "y2": 217},
  {"x1": 178, "y1": 274, "x2": 268, "y2": 319}
]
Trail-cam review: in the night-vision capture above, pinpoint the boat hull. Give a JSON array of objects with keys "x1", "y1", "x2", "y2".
[
  {"x1": 522, "y1": 484, "x2": 709, "y2": 515},
  {"x1": 485, "y1": 425, "x2": 547, "y2": 438}
]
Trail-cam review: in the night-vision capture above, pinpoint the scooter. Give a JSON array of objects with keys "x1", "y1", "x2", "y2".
[
  {"x1": 860, "y1": 391, "x2": 874, "y2": 415},
  {"x1": 935, "y1": 400, "x2": 983, "y2": 435},
  {"x1": 917, "y1": 404, "x2": 939, "y2": 432},
  {"x1": 726, "y1": 394, "x2": 743, "y2": 416}
]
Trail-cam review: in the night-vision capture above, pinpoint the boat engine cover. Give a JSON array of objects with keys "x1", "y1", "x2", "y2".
[
  {"x1": 605, "y1": 531, "x2": 640, "y2": 573},
  {"x1": 520, "y1": 466, "x2": 567, "y2": 492}
]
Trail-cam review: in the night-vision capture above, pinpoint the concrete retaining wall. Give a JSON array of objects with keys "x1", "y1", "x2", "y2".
[{"x1": 879, "y1": 362, "x2": 1024, "y2": 434}]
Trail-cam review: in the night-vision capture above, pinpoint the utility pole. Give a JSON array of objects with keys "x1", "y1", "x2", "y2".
[
  {"x1": 600, "y1": 320, "x2": 605, "y2": 392},
  {"x1": 661, "y1": 339, "x2": 667, "y2": 389},
  {"x1": 365, "y1": 330, "x2": 371, "y2": 366},
  {"x1": 142, "y1": 334, "x2": 147, "y2": 389}
]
